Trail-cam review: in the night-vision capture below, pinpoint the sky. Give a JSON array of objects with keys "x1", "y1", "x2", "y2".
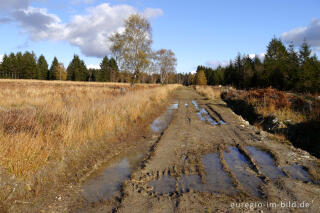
[{"x1": 1, "y1": 0, "x2": 320, "y2": 73}]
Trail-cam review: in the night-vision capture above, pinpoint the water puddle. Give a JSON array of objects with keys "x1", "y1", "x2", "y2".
[
  {"x1": 246, "y1": 146, "x2": 285, "y2": 179},
  {"x1": 193, "y1": 100, "x2": 218, "y2": 125},
  {"x1": 82, "y1": 101, "x2": 179, "y2": 202},
  {"x1": 151, "y1": 102, "x2": 178, "y2": 133},
  {"x1": 220, "y1": 120, "x2": 227, "y2": 125},
  {"x1": 192, "y1": 100, "x2": 200, "y2": 110},
  {"x1": 82, "y1": 149, "x2": 145, "y2": 202},
  {"x1": 179, "y1": 175, "x2": 205, "y2": 192},
  {"x1": 149, "y1": 176, "x2": 177, "y2": 194},
  {"x1": 284, "y1": 163, "x2": 312, "y2": 182},
  {"x1": 201, "y1": 153, "x2": 236, "y2": 193},
  {"x1": 224, "y1": 146, "x2": 263, "y2": 197},
  {"x1": 150, "y1": 153, "x2": 235, "y2": 194},
  {"x1": 168, "y1": 102, "x2": 179, "y2": 110}
]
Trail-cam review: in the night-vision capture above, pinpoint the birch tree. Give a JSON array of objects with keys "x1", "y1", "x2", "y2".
[
  {"x1": 109, "y1": 14, "x2": 153, "y2": 87},
  {"x1": 155, "y1": 49, "x2": 177, "y2": 84}
]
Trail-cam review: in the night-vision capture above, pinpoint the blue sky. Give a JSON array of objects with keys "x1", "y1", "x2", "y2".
[{"x1": 1, "y1": 0, "x2": 320, "y2": 73}]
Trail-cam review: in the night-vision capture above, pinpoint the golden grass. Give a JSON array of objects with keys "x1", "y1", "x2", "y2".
[
  {"x1": 195, "y1": 85, "x2": 222, "y2": 100},
  {"x1": 0, "y1": 79, "x2": 179, "y2": 178}
]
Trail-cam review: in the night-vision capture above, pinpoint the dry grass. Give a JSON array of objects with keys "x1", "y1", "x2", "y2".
[
  {"x1": 224, "y1": 87, "x2": 313, "y2": 123},
  {"x1": 0, "y1": 79, "x2": 179, "y2": 178},
  {"x1": 195, "y1": 85, "x2": 222, "y2": 100}
]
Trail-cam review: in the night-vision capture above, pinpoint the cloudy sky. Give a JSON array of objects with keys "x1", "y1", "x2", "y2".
[{"x1": 1, "y1": 0, "x2": 320, "y2": 72}]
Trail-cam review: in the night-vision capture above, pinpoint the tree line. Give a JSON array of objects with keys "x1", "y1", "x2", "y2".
[
  {"x1": 0, "y1": 14, "x2": 178, "y2": 85},
  {"x1": 0, "y1": 52, "x2": 117, "y2": 82},
  {"x1": 0, "y1": 51, "x2": 182, "y2": 84},
  {"x1": 191, "y1": 38, "x2": 320, "y2": 93}
]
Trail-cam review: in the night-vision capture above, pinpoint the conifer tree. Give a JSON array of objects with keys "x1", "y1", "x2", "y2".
[
  {"x1": 48, "y1": 57, "x2": 59, "y2": 80},
  {"x1": 299, "y1": 39, "x2": 312, "y2": 65},
  {"x1": 99, "y1": 56, "x2": 110, "y2": 82},
  {"x1": 67, "y1": 55, "x2": 88, "y2": 81},
  {"x1": 109, "y1": 57, "x2": 119, "y2": 82},
  {"x1": 37, "y1": 55, "x2": 48, "y2": 80}
]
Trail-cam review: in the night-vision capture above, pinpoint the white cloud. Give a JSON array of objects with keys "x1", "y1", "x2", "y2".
[
  {"x1": 87, "y1": 64, "x2": 100, "y2": 69},
  {"x1": 281, "y1": 18, "x2": 320, "y2": 50},
  {"x1": 206, "y1": 60, "x2": 229, "y2": 69},
  {"x1": 0, "y1": 54, "x2": 3, "y2": 63},
  {"x1": 9, "y1": 3, "x2": 163, "y2": 58},
  {"x1": 143, "y1": 8, "x2": 163, "y2": 19},
  {"x1": 0, "y1": 0, "x2": 30, "y2": 11},
  {"x1": 248, "y1": 52, "x2": 265, "y2": 61},
  {"x1": 12, "y1": 7, "x2": 65, "y2": 41},
  {"x1": 72, "y1": 0, "x2": 95, "y2": 4}
]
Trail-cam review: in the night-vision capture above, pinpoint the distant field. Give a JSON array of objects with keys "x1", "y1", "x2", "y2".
[{"x1": 0, "y1": 79, "x2": 179, "y2": 178}]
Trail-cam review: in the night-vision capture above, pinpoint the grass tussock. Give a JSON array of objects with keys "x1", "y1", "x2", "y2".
[
  {"x1": 0, "y1": 79, "x2": 179, "y2": 178},
  {"x1": 195, "y1": 85, "x2": 222, "y2": 100}
]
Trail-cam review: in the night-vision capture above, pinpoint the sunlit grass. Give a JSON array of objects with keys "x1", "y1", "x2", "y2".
[
  {"x1": 194, "y1": 85, "x2": 222, "y2": 100},
  {"x1": 0, "y1": 79, "x2": 179, "y2": 178}
]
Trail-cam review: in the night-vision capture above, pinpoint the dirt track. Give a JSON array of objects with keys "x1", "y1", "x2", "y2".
[{"x1": 7, "y1": 87, "x2": 320, "y2": 212}]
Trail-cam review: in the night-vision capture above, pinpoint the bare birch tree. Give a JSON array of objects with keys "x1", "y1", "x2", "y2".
[{"x1": 155, "y1": 49, "x2": 177, "y2": 84}]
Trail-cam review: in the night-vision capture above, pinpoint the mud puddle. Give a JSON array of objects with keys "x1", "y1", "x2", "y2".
[
  {"x1": 284, "y1": 163, "x2": 313, "y2": 183},
  {"x1": 82, "y1": 102, "x2": 178, "y2": 202},
  {"x1": 200, "y1": 153, "x2": 235, "y2": 193},
  {"x1": 192, "y1": 100, "x2": 218, "y2": 125},
  {"x1": 192, "y1": 100, "x2": 200, "y2": 110},
  {"x1": 151, "y1": 102, "x2": 178, "y2": 133},
  {"x1": 224, "y1": 146, "x2": 263, "y2": 197},
  {"x1": 149, "y1": 176, "x2": 177, "y2": 194},
  {"x1": 149, "y1": 153, "x2": 236, "y2": 195},
  {"x1": 246, "y1": 146, "x2": 285, "y2": 179},
  {"x1": 82, "y1": 149, "x2": 145, "y2": 202},
  {"x1": 246, "y1": 146, "x2": 314, "y2": 183}
]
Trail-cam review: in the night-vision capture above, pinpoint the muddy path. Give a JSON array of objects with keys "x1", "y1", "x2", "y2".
[
  {"x1": 114, "y1": 87, "x2": 320, "y2": 213},
  {"x1": 7, "y1": 87, "x2": 320, "y2": 212}
]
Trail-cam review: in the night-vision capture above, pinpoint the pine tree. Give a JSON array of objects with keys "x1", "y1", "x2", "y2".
[
  {"x1": 67, "y1": 55, "x2": 88, "y2": 81},
  {"x1": 48, "y1": 57, "x2": 59, "y2": 80},
  {"x1": 298, "y1": 40, "x2": 316, "y2": 92},
  {"x1": 287, "y1": 43, "x2": 300, "y2": 90},
  {"x1": 37, "y1": 55, "x2": 48, "y2": 80},
  {"x1": 264, "y1": 38, "x2": 289, "y2": 89},
  {"x1": 99, "y1": 56, "x2": 110, "y2": 82},
  {"x1": 21, "y1": 52, "x2": 37, "y2": 79},
  {"x1": 0, "y1": 54, "x2": 9, "y2": 78},
  {"x1": 109, "y1": 57, "x2": 119, "y2": 82},
  {"x1": 299, "y1": 39, "x2": 312, "y2": 65}
]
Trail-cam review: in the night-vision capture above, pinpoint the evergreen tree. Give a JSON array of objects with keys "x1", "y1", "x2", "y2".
[
  {"x1": 109, "y1": 57, "x2": 119, "y2": 82},
  {"x1": 264, "y1": 38, "x2": 289, "y2": 90},
  {"x1": 48, "y1": 57, "x2": 59, "y2": 80},
  {"x1": 67, "y1": 55, "x2": 88, "y2": 81},
  {"x1": 99, "y1": 56, "x2": 110, "y2": 82},
  {"x1": 287, "y1": 43, "x2": 300, "y2": 90},
  {"x1": 0, "y1": 54, "x2": 9, "y2": 78},
  {"x1": 251, "y1": 56, "x2": 264, "y2": 88},
  {"x1": 20, "y1": 52, "x2": 38, "y2": 79},
  {"x1": 37, "y1": 55, "x2": 48, "y2": 80},
  {"x1": 299, "y1": 39, "x2": 312, "y2": 65}
]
